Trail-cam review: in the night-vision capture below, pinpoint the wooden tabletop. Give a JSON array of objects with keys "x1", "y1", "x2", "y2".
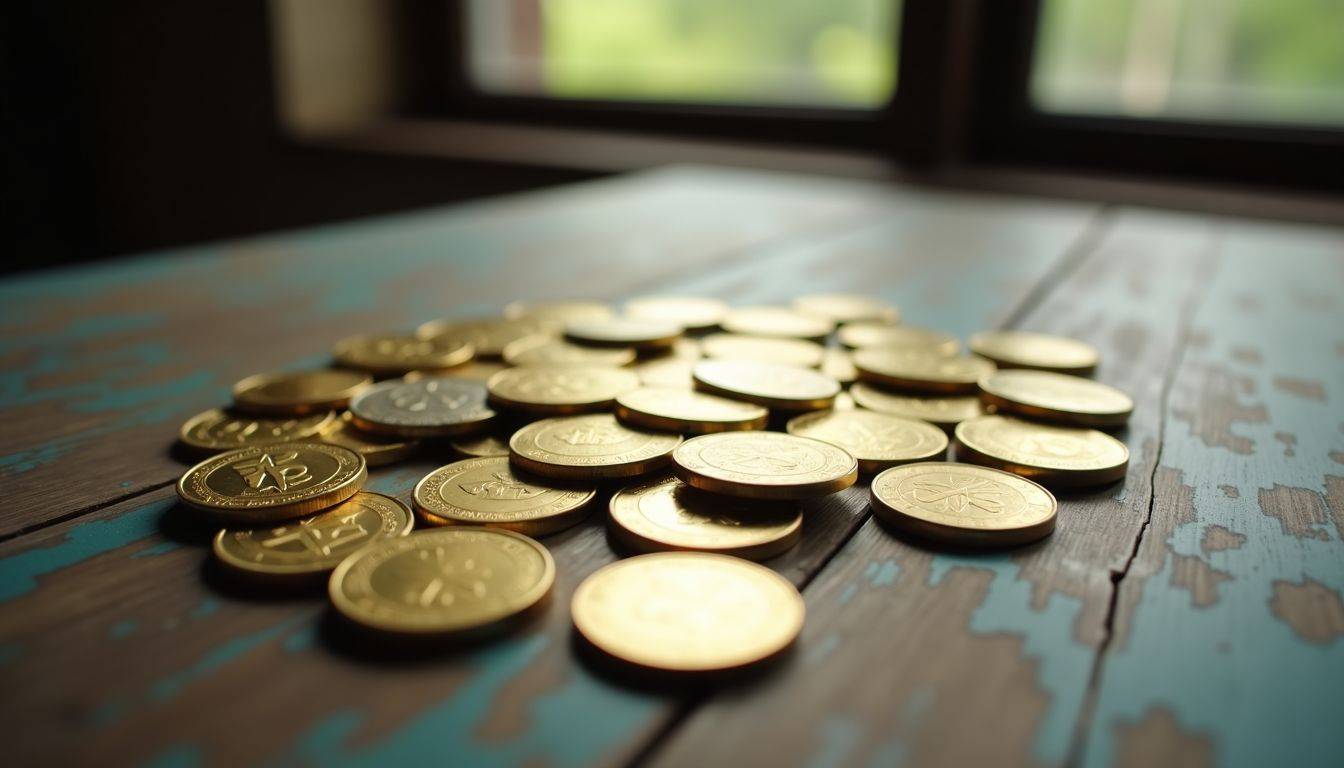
[{"x1": 1, "y1": 166, "x2": 1341, "y2": 767}]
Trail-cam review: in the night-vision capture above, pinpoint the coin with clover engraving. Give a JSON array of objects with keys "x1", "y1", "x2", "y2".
[
  {"x1": 177, "y1": 442, "x2": 367, "y2": 522},
  {"x1": 792, "y1": 293, "x2": 900, "y2": 325},
  {"x1": 850, "y1": 382, "x2": 984, "y2": 431},
  {"x1": 179, "y1": 408, "x2": 335, "y2": 455},
  {"x1": 720, "y1": 305, "x2": 834, "y2": 341},
  {"x1": 870, "y1": 462, "x2": 1057, "y2": 547},
  {"x1": 838, "y1": 323, "x2": 960, "y2": 356},
  {"x1": 330, "y1": 527, "x2": 554, "y2": 637},
  {"x1": 853, "y1": 348, "x2": 994, "y2": 395},
  {"x1": 955, "y1": 414, "x2": 1129, "y2": 488},
  {"x1": 414, "y1": 457, "x2": 597, "y2": 536},
  {"x1": 502, "y1": 336, "x2": 635, "y2": 367},
  {"x1": 213, "y1": 491, "x2": 412, "y2": 579},
  {"x1": 608, "y1": 473, "x2": 801, "y2": 560},
  {"x1": 504, "y1": 299, "x2": 614, "y2": 324},
  {"x1": 565, "y1": 318, "x2": 682, "y2": 351},
  {"x1": 317, "y1": 412, "x2": 420, "y2": 466},
  {"x1": 510, "y1": 414, "x2": 682, "y2": 480},
  {"x1": 672, "y1": 431, "x2": 857, "y2": 500},
  {"x1": 233, "y1": 369, "x2": 371, "y2": 416},
  {"x1": 969, "y1": 330, "x2": 1099, "y2": 375},
  {"x1": 624, "y1": 296, "x2": 728, "y2": 331},
  {"x1": 786, "y1": 410, "x2": 947, "y2": 474},
  {"x1": 701, "y1": 333, "x2": 825, "y2": 368},
  {"x1": 978, "y1": 369, "x2": 1132, "y2": 428},
  {"x1": 692, "y1": 360, "x2": 839, "y2": 412},
  {"x1": 333, "y1": 332, "x2": 473, "y2": 376},
  {"x1": 416, "y1": 317, "x2": 561, "y2": 358},
  {"x1": 615, "y1": 387, "x2": 768, "y2": 434},
  {"x1": 487, "y1": 365, "x2": 640, "y2": 416},
  {"x1": 350, "y1": 378, "x2": 495, "y2": 438}
]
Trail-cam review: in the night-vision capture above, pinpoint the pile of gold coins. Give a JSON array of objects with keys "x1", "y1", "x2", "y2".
[{"x1": 174, "y1": 294, "x2": 1131, "y2": 674}]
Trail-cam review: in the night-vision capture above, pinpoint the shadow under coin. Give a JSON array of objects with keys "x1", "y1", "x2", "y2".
[{"x1": 569, "y1": 626, "x2": 798, "y2": 697}]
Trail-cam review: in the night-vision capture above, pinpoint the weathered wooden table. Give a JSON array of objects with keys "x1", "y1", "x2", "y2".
[{"x1": 2, "y1": 167, "x2": 1341, "y2": 767}]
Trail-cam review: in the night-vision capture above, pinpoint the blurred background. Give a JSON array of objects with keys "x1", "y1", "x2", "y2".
[{"x1": 4, "y1": 0, "x2": 1342, "y2": 273}]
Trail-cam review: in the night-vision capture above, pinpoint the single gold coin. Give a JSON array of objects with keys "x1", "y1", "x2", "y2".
[
  {"x1": 414, "y1": 457, "x2": 597, "y2": 535},
  {"x1": 233, "y1": 369, "x2": 371, "y2": 416},
  {"x1": 979, "y1": 370, "x2": 1133, "y2": 428},
  {"x1": 870, "y1": 462, "x2": 1057, "y2": 546},
  {"x1": 853, "y1": 348, "x2": 995, "y2": 395},
  {"x1": 792, "y1": 294, "x2": 900, "y2": 325},
  {"x1": 701, "y1": 333, "x2": 824, "y2": 368},
  {"x1": 333, "y1": 333, "x2": 473, "y2": 376},
  {"x1": 820, "y1": 348, "x2": 857, "y2": 384},
  {"x1": 451, "y1": 430, "x2": 512, "y2": 458},
  {"x1": 969, "y1": 330, "x2": 1099, "y2": 375},
  {"x1": 487, "y1": 365, "x2": 640, "y2": 415},
  {"x1": 179, "y1": 408, "x2": 335, "y2": 454},
  {"x1": 572, "y1": 552, "x2": 804, "y2": 673},
  {"x1": 503, "y1": 299, "x2": 614, "y2": 324},
  {"x1": 177, "y1": 442, "x2": 367, "y2": 522},
  {"x1": 349, "y1": 378, "x2": 495, "y2": 438},
  {"x1": 503, "y1": 336, "x2": 636, "y2": 367},
  {"x1": 850, "y1": 383, "x2": 983, "y2": 431},
  {"x1": 672, "y1": 431, "x2": 857, "y2": 500},
  {"x1": 404, "y1": 360, "x2": 509, "y2": 383},
  {"x1": 510, "y1": 414, "x2": 682, "y2": 480},
  {"x1": 608, "y1": 473, "x2": 801, "y2": 560},
  {"x1": 416, "y1": 317, "x2": 560, "y2": 358},
  {"x1": 318, "y1": 412, "x2": 420, "y2": 466},
  {"x1": 692, "y1": 360, "x2": 840, "y2": 412},
  {"x1": 330, "y1": 527, "x2": 554, "y2": 637},
  {"x1": 633, "y1": 356, "x2": 695, "y2": 389},
  {"x1": 786, "y1": 410, "x2": 947, "y2": 474},
  {"x1": 955, "y1": 414, "x2": 1129, "y2": 488},
  {"x1": 624, "y1": 296, "x2": 728, "y2": 331},
  {"x1": 564, "y1": 318, "x2": 682, "y2": 351},
  {"x1": 213, "y1": 491, "x2": 413, "y2": 578},
  {"x1": 615, "y1": 387, "x2": 768, "y2": 434},
  {"x1": 720, "y1": 306, "x2": 835, "y2": 341},
  {"x1": 838, "y1": 323, "x2": 961, "y2": 355}
]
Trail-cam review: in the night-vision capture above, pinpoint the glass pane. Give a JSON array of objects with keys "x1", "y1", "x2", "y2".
[
  {"x1": 468, "y1": 0, "x2": 899, "y2": 108},
  {"x1": 1032, "y1": 0, "x2": 1344, "y2": 126}
]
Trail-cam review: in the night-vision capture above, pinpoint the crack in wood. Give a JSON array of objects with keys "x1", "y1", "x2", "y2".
[{"x1": 0, "y1": 478, "x2": 178, "y2": 546}]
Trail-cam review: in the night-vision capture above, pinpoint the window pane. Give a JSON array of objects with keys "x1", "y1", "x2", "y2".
[
  {"x1": 1031, "y1": 0, "x2": 1344, "y2": 126},
  {"x1": 467, "y1": 0, "x2": 899, "y2": 108}
]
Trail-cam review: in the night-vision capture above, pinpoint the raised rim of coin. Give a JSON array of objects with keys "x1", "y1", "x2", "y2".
[
  {"x1": 624, "y1": 296, "x2": 728, "y2": 330},
  {"x1": 333, "y1": 333, "x2": 474, "y2": 375},
  {"x1": 979, "y1": 369, "x2": 1133, "y2": 428},
  {"x1": 852, "y1": 348, "x2": 995, "y2": 394},
  {"x1": 232, "y1": 369, "x2": 371, "y2": 416},
  {"x1": 837, "y1": 322, "x2": 960, "y2": 356},
  {"x1": 179, "y1": 408, "x2": 335, "y2": 454},
  {"x1": 349, "y1": 378, "x2": 495, "y2": 438},
  {"x1": 701, "y1": 333, "x2": 825, "y2": 368},
  {"x1": 672, "y1": 431, "x2": 858, "y2": 500},
  {"x1": 870, "y1": 461, "x2": 1057, "y2": 547},
  {"x1": 954, "y1": 414, "x2": 1129, "y2": 488},
  {"x1": 317, "y1": 412, "x2": 421, "y2": 466},
  {"x1": 413, "y1": 456, "x2": 597, "y2": 535},
  {"x1": 502, "y1": 336, "x2": 636, "y2": 367},
  {"x1": 719, "y1": 305, "x2": 835, "y2": 341},
  {"x1": 176, "y1": 442, "x2": 367, "y2": 521},
  {"x1": 614, "y1": 387, "x2": 769, "y2": 434},
  {"x1": 564, "y1": 318, "x2": 682, "y2": 350},
  {"x1": 509, "y1": 414, "x2": 682, "y2": 480},
  {"x1": 692, "y1": 359, "x2": 840, "y2": 411},
  {"x1": 968, "y1": 330, "x2": 1099, "y2": 375},
  {"x1": 850, "y1": 382, "x2": 983, "y2": 431},
  {"x1": 792, "y1": 293, "x2": 900, "y2": 325},
  {"x1": 785, "y1": 409, "x2": 948, "y2": 474},
  {"x1": 487, "y1": 365, "x2": 640, "y2": 415}
]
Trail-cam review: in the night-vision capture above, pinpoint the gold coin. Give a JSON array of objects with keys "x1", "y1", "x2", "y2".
[
  {"x1": 213, "y1": 491, "x2": 412, "y2": 578},
  {"x1": 487, "y1": 365, "x2": 640, "y2": 415},
  {"x1": 177, "y1": 442, "x2": 366, "y2": 522},
  {"x1": 608, "y1": 473, "x2": 801, "y2": 560},
  {"x1": 330, "y1": 527, "x2": 554, "y2": 636},
  {"x1": 669, "y1": 337, "x2": 702, "y2": 359},
  {"x1": 451, "y1": 430, "x2": 512, "y2": 458},
  {"x1": 503, "y1": 336, "x2": 635, "y2": 367},
  {"x1": 720, "y1": 306, "x2": 835, "y2": 341},
  {"x1": 349, "y1": 378, "x2": 495, "y2": 437},
  {"x1": 838, "y1": 323, "x2": 960, "y2": 355},
  {"x1": 405, "y1": 360, "x2": 509, "y2": 383},
  {"x1": 701, "y1": 333, "x2": 824, "y2": 368},
  {"x1": 969, "y1": 330, "x2": 1099, "y2": 375},
  {"x1": 853, "y1": 348, "x2": 995, "y2": 394},
  {"x1": 692, "y1": 360, "x2": 840, "y2": 412},
  {"x1": 624, "y1": 296, "x2": 727, "y2": 331},
  {"x1": 318, "y1": 412, "x2": 420, "y2": 466},
  {"x1": 615, "y1": 387, "x2": 768, "y2": 434},
  {"x1": 564, "y1": 318, "x2": 682, "y2": 351},
  {"x1": 833, "y1": 391, "x2": 856, "y2": 410},
  {"x1": 672, "y1": 431, "x2": 857, "y2": 500},
  {"x1": 414, "y1": 457, "x2": 597, "y2": 535},
  {"x1": 179, "y1": 408, "x2": 335, "y2": 454},
  {"x1": 792, "y1": 294, "x2": 899, "y2": 324},
  {"x1": 503, "y1": 299, "x2": 614, "y2": 324},
  {"x1": 850, "y1": 382, "x2": 983, "y2": 431},
  {"x1": 571, "y1": 552, "x2": 804, "y2": 673},
  {"x1": 820, "y1": 348, "x2": 857, "y2": 384},
  {"x1": 955, "y1": 414, "x2": 1129, "y2": 488},
  {"x1": 786, "y1": 410, "x2": 948, "y2": 474},
  {"x1": 979, "y1": 370, "x2": 1132, "y2": 428},
  {"x1": 333, "y1": 333, "x2": 473, "y2": 376},
  {"x1": 633, "y1": 356, "x2": 695, "y2": 389},
  {"x1": 510, "y1": 414, "x2": 682, "y2": 480},
  {"x1": 232, "y1": 369, "x2": 371, "y2": 416},
  {"x1": 416, "y1": 317, "x2": 560, "y2": 359},
  {"x1": 870, "y1": 462, "x2": 1056, "y2": 546}
]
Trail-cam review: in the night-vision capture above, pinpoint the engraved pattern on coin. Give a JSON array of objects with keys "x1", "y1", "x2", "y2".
[
  {"x1": 180, "y1": 408, "x2": 334, "y2": 452},
  {"x1": 673, "y1": 431, "x2": 857, "y2": 498},
  {"x1": 350, "y1": 378, "x2": 494, "y2": 435},
  {"x1": 870, "y1": 462, "x2": 1056, "y2": 537},
  {"x1": 178, "y1": 442, "x2": 366, "y2": 519},
  {"x1": 608, "y1": 474, "x2": 801, "y2": 558},
  {"x1": 957, "y1": 415, "x2": 1127, "y2": 470},
  {"x1": 415, "y1": 457, "x2": 596, "y2": 529},
  {"x1": 511, "y1": 415, "x2": 681, "y2": 471},
  {"x1": 214, "y1": 492, "x2": 411, "y2": 575}
]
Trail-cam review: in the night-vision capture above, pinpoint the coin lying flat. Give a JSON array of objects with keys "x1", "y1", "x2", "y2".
[
  {"x1": 414, "y1": 457, "x2": 597, "y2": 536},
  {"x1": 608, "y1": 474, "x2": 801, "y2": 560},
  {"x1": 969, "y1": 330, "x2": 1099, "y2": 375},
  {"x1": 673, "y1": 431, "x2": 857, "y2": 500},
  {"x1": 701, "y1": 333, "x2": 825, "y2": 368},
  {"x1": 349, "y1": 378, "x2": 495, "y2": 438},
  {"x1": 233, "y1": 370, "x2": 371, "y2": 416},
  {"x1": 853, "y1": 348, "x2": 994, "y2": 395},
  {"x1": 487, "y1": 365, "x2": 640, "y2": 415},
  {"x1": 633, "y1": 356, "x2": 695, "y2": 389},
  {"x1": 624, "y1": 296, "x2": 728, "y2": 331},
  {"x1": 404, "y1": 360, "x2": 509, "y2": 384},
  {"x1": 692, "y1": 360, "x2": 840, "y2": 412},
  {"x1": 850, "y1": 383, "x2": 984, "y2": 431},
  {"x1": 720, "y1": 306, "x2": 835, "y2": 341},
  {"x1": 504, "y1": 299, "x2": 614, "y2": 324},
  {"x1": 870, "y1": 462, "x2": 1057, "y2": 547},
  {"x1": 177, "y1": 442, "x2": 367, "y2": 522},
  {"x1": 820, "y1": 348, "x2": 857, "y2": 384},
  {"x1": 792, "y1": 294, "x2": 900, "y2": 325},
  {"x1": 510, "y1": 414, "x2": 682, "y2": 480},
  {"x1": 318, "y1": 412, "x2": 420, "y2": 467},
  {"x1": 502, "y1": 336, "x2": 636, "y2": 367},
  {"x1": 565, "y1": 318, "x2": 682, "y2": 351},
  {"x1": 450, "y1": 430, "x2": 512, "y2": 459},
  {"x1": 333, "y1": 333, "x2": 473, "y2": 376},
  {"x1": 838, "y1": 323, "x2": 960, "y2": 356},
  {"x1": 416, "y1": 317, "x2": 560, "y2": 358},
  {"x1": 786, "y1": 410, "x2": 948, "y2": 474},
  {"x1": 179, "y1": 408, "x2": 335, "y2": 455},
  {"x1": 213, "y1": 491, "x2": 413, "y2": 578},
  {"x1": 330, "y1": 527, "x2": 554, "y2": 637},
  {"x1": 979, "y1": 370, "x2": 1133, "y2": 428},
  {"x1": 615, "y1": 387, "x2": 768, "y2": 434},
  {"x1": 955, "y1": 414, "x2": 1129, "y2": 488},
  {"x1": 572, "y1": 552, "x2": 804, "y2": 673}
]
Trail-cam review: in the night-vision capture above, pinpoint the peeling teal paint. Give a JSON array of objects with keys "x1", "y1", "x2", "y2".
[
  {"x1": 864, "y1": 559, "x2": 900, "y2": 587},
  {"x1": 806, "y1": 715, "x2": 863, "y2": 768},
  {"x1": 187, "y1": 599, "x2": 220, "y2": 621},
  {"x1": 141, "y1": 743, "x2": 201, "y2": 768},
  {"x1": 0, "y1": 642, "x2": 23, "y2": 666},
  {"x1": 110, "y1": 620, "x2": 139, "y2": 640},
  {"x1": 148, "y1": 614, "x2": 311, "y2": 702},
  {"x1": 131, "y1": 541, "x2": 180, "y2": 560}
]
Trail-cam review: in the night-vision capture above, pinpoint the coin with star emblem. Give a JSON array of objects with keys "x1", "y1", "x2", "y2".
[
  {"x1": 786, "y1": 409, "x2": 948, "y2": 474},
  {"x1": 672, "y1": 431, "x2": 857, "y2": 500},
  {"x1": 510, "y1": 414, "x2": 682, "y2": 480},
  {"x1": 487, "y1": 365, "x2": 640, "y2": 415},
  {"x1": 414, "y1": 457, "x2": 597, "y2": 536},
  {"x1": 177, "y1": 442, "x2": 367, "y2": 522},
  {"x1": 954, "y1": 414, "x2": 1129, "y2": 488},
  {"x1": 870, "y1": 462, "x2": 1057, "y2": 546},
  {"x1": 349, "y1": 378, "x2": 495, "y2": 438}
]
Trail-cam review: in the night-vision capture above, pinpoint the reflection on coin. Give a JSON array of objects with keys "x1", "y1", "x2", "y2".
[
  {"x1": 487, "y1": 365, "x2": 640, "y2": 415},
  {"x1": 838, "y1": 323, "x2": 960, "y2": 355},
  {"x1": 633, "y1": 356, "x2": 695, "y2": 389},
  {"x1": 701, "y1": 333, "x2": 824, "y2": 368},
  {"x1": 673, "y1": 431, "x2": 857, "y2": 500},
  {"x1": 820, "y1": 348, "x2": 857, "y2": 385},
  {"x1": 565, "y1": 318, "x2": 681, "y2": 351},
  {"x1": 615, "y1": 387, "x2": 768, "y2": 434},
  {"x1": 850, "y1": 383, "x2": 983, "y2": 431},
  {"x1": 233, "y1": 370, "x2": 371, "y2": 416},
  {"x1": 792, "y1": 294, "x2": 899, "y2": 325},
  {"x1": 572, "y1": 552, "x2": 804, "y2": 673},
  {"x1": 350, "y1": 378, "x2": 494, "y2": 437},
  {"x1": 405, "y1": 360, "x2": 509, "y2": 384},
  {"x1": 179, "y1": 408, "x2": 335, "y2": 454},
  {"x1": 625, "y1": 296, "x2": 728, "y2": 331},
  {"x1": 786, "y1": 410, "x2": 947, "y2": 474},
  {"x1": 870, "y1": 462, "x2": 1056, "y2": 547},
  {"x1": 416, "y1": 317, "x2": 560, "y2": 358},
  {"x1": 955, "y1": 414, "x2": 1129, "y2": 488},
  {"x1": 608, "y1": 473, "x2": 801, "y2": 560},
  {"x1": 177, "y1": 442, "x2": 366, "y2": 522},
  {"x1": 979, "y1": 370, "x2": 1132, "y2": 428},
  {"x1": 213, "y1": 492, "x2": 412, "y2": 578},
  {"x1": 503, "y1": 336, "x2": 635, "y2": 367},
  {"x1": 333, "y1": 333, "x2": 473, "y2": 376},
  {"x1": 330, "y1": 527, "x2": 554, "y2": 636},
  {"x1": 853, "y1": 348, "x2": 994, "y2": 394},
  {"x1": 969, "y1": 330, "x2": 1099, "y2": 375},
  {"x1": 504, "y1": 299, "x2": 614, "y2": 324},
  {"x1": 510, "y1": 414, "x2": 682, "y2": 480},
  {"x1": 318, "y1": 412, "x2": 420, "y2": 466},
  {"x1": 451, "y1": 430, "x2": 512, "y2": 459},
  {"x1": 720, "y1": 306, "x2": 834, "y2": 341},
  {"x1": 833, "y1": 391, "x2": 856, "y2": 410},
  {"x1": 414, "y1": 457, "x2": 596, "y2": 535},
  {"x1": 692, "y1": 360, "x2": 840, "y2": 412}
]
